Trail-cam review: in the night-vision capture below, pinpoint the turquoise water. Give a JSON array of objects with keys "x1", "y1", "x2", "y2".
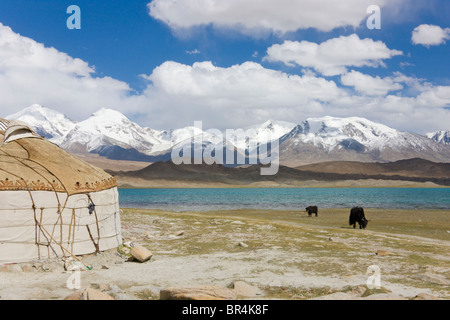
[{"x1": 118, "y1": 188, "x2": 450, "y2": 211}]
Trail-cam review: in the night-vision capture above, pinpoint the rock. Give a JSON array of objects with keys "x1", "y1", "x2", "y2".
[
  {"x1": 376, "y1": 250, "x2": 393, "y2": 256},
  {"x1": 90, "y1": 283, "x2": 111, "y2": 292},
  {"x1": 130, "y1": 246, "x2": 153, "y2": 263},
  {"x1": 414, "y1": 293, "x2": 443, "y2": 300},
  {"x1": 176, "y1": 231, "x2": 185, "y2": 236},
  {"x1": 101, "y1": 264, "x2": 110, "y2": 270},
  {"x1": 64, "y1": 288, "x2": 115, "y2": 300},
  {"x1": 160, "y1": 286, "x2": 237, "y2": 300},
  {"x1": 351, "y1": 286, "x2": 367, "y2": 297},
  {"x1": 238, "y1": 242, "x2": 248, "y2": 248},
  {"x1": 311, "y1": 292, "x2": 406, "y2": 300},
  {"x1": 311, "y1": 292, "x2": 356, "y2": 300},
  {"x1": 363, "y1": 293, "x2": 407, "y2": 300},
  {"x1": 232, "y1": 281, "x2": 263, "y2": 297},
  {"x1": 114, "y1": 293, "x2": 138, "y2": 300}
]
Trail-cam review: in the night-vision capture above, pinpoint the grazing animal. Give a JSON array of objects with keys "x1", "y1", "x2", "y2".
[
  {"x1": 305, "y1": 206, "x2": 318, "y2": 217},
  {"x1": 349, "y1": 207, "x2": 369, "y2": 229}
]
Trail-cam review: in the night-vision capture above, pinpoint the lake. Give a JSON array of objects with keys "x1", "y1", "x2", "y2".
[{"x1": 118, "y1": 188, "x2": 450, "y2": 211}]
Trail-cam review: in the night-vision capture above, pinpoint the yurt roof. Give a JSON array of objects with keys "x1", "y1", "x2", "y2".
[{"x1": 0, "y1": 118, "x2": 116, "y2": 195}]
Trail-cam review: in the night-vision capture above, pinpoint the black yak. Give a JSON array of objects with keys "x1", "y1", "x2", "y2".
[
  {"x1": 349, "y1": 207, "x2": 369, "y2": 229},
  {"x1": 305, "y1": 206, "x2": 318, "y2": 217}
]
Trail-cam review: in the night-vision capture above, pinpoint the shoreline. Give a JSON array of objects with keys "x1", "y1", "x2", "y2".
[{"x1": 115, "y1": 179, "x2": 449, "y2": 189}]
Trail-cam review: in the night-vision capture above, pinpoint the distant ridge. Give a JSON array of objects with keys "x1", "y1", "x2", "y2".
[
  {"x1": 108, "y1": 158, "x2": 450, "y2": 187},
  {"x1": 295, "y1": 158, "x2": 450, "y2": 179}
]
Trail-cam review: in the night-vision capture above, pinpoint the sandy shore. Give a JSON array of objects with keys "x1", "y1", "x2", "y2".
[{"x1": 0, "y1": 208, "x2": 449, "y2": 300}]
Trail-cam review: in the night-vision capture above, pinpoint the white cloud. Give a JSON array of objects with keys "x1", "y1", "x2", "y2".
[
  {"x1": 412, "y1": 24, "x2": 450, "y2": 47},
  {"x1": 186, "y1": 49, "x2": 200, "y2": 55},
  {"x1": 0, "y1": 23, "x2": 449, "y2": 134},
  {"x1": 137, "y1": 60, "x2": 347, "y2": 129},
  {"x1": 264, "y1": 35, "x2": 403, "y2": 76},
  {"x1": 147, "y1": 0, "x2": 389, "y2": 34},
  {"x1": 134, "y1": 60, "x2": 450, "y2": 133},
  {"x1": 415, "y1": 86, "x2": 450, "y2": 108},
  {"x1": 341, "y1": 71, "x2": 403, "y2": 96},
  {"x1": 0, "y1": 23, "x2": 133, "y2": 120}
]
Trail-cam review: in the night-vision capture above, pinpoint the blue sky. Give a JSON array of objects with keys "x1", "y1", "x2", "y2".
[{"x1": 0, "y1": 0, "x2": 449, "y2": 133}]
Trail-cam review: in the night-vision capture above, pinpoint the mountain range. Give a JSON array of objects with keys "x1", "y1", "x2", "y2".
[
  {"x1": 107, "y1": 158, "x2": 450, "y2": 187},
  {"x1": 5, "y1": 104, "x2": 450, "y2": 166}
]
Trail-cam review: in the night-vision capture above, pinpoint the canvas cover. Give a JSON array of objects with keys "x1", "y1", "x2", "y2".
[{"x1": 0, "y1": 118, "x2": 122, "y2": 264}]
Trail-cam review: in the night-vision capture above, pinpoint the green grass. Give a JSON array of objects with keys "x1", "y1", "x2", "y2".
[{"x1": 120, "y1": 207, "x2": 450, "y2": 299}]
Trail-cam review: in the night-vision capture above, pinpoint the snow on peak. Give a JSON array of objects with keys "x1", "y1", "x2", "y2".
[
  {"x1": 282, "y1": 116, "x2": 422, "y2": 152},
  {"x1": 91, "y1": 108, "x2": 129, "y2": 122},
  {"x1": 6, "y1": 104, "x2": 75, "y2": 143},
  {"x1": 61, "y1": 108, "x2": 164, "y2": 153},
  {"x1": 427, "y1": 130, "x2": 450, "y2": 145},
  {"x1": 5, "y1": 105, "x2": 448, "y2": 162}
]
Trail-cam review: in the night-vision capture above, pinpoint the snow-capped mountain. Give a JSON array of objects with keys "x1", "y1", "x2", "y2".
[
  {"x1": 227, "y1": 120, "x2": 296, "y2": 147},
  {"x1": 4, "y1": 105, "x2": 450, "y2": 165},
  {"x1": 59, "y1": 108, "x2": 166, "y2": 156},
  {"x1": 6, "y1": 104, "x2": 76, "y2": 144},
  {"x1": 156, "y1": 126, "x2": 223, "y2": 153},
  {"x1": 278, "y1": 116, "x2": 450, "y2": 165},
  {"x1": 427, "y1": 131, "x2": 450, "y2": 145}
]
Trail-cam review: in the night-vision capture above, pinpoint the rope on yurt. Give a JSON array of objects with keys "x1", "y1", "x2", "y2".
[
  {"x1": 86, "y1": 225, "x2": 100, "y2": 254},
  {"x1": 29, "y1": 195, "x2": 59, "y2": 259},
  {"x1": 33, "y1": 216, "x2": 91, "y2": 270},
  {"x1": 13, "y1": 140, "x2": 69, "y2": 250},
  {"x1": 13, "y1": 141, "x2": 115, "y2": 256},
  {"x1": 0, "y1": 158, "x2": 56, "y2": 260},
  {"x1": 87, "y1": 194, "x2": 101, "y2": 252},
  {"x1": 1, "y1": 145, "x2": 69, "y2": 258},
  {"x1": 1, "y1": 145, "x2": 77, "y2": 261}
]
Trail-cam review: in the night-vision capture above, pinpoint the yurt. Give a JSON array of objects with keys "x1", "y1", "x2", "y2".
[{"x1": 0, "y1": 118, "x2": 122, "y2": 264}]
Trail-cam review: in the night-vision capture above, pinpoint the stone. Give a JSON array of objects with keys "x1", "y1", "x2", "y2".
[
  {"x1": 311, "y1": 292, "x2": 357, "y2": 300},
  {"x1": 376, "y1": 250, "x2": 393, "y2": 256},
  {"x1": 160, "y1": 286, "x2": 237, "y2": 300},
  {"x1": 238, "y1": 242, "x2": 248, "y2": 248},
  {"x1": 414, "y1": 293, "x2": 443, "y2": 300},
  {"x1": 351, "y1": 286, "x2": 367, "y2": 297},
  {"x1": 90, "y1": 283, "x2": 111, "y2": 292},
  {"x1": 232, "y1": 281, "x2": 263, "y2": 297},
  {"x1": 363, "y1": 293, "x2": 407, "y2": 300},
  {"x1": 65, "y1": 288, "x2": 115, "y2": 300},
  {"x1": 130, "y1": 246, "x2": 153, "y2": 263},
  {"x1": 176, "y1": 231, "x2": 185, "y2": 236}
]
